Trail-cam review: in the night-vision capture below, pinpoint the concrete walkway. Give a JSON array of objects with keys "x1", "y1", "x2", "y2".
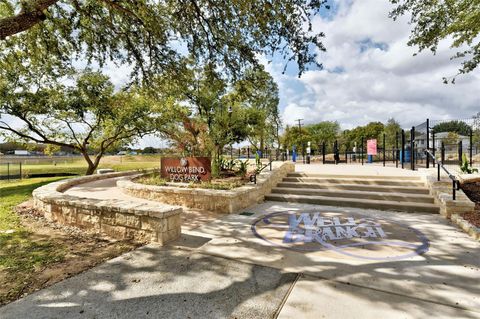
[
  {"x1": 177, "y1": 201, "x2": 480, "y2": 318},
  {"x1": 0, "y1": 247, "x2": 295, "y2": 319},
  {"x1": 2, "y1": 163, "x2": 479, "y2": 318}
]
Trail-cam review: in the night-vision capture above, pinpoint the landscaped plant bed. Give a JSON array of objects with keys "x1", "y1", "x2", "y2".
[
  {"x1": 461, "y1": 182, "x2": 480, "y2": 203},
  {"x1": 462, "y1": 209, "x2": 480, "y2": 228},
  {"x1": 136, "y1": 173, "x2": 249, "y2": 190}
]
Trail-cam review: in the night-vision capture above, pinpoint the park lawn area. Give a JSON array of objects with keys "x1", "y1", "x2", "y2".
[
  {"x1": 0, "y1": 177, "x2": 140, "y2": 305},
  {"x1": 4, "y1": 155, "x2": 161, "y2": 177},
  {"x1": 20, "y1": 161, "x2": 160, "y2": 176}
]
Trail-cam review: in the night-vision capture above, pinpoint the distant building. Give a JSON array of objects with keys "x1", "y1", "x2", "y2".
[
  {"x1": 415, "y1": 132, "x2": 470, "y2": 153},
  {"x1": 14, "y1": 150, "x2": 29, "y2": 156}
]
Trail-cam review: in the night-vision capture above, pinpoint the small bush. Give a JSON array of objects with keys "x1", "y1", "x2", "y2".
[
  {"x1": 188, "y1": 180, "x2": 246, "y2": 190},
  {"x1": 236, "y1": 160, "x2": 249, "y2": 177},
  {"x1": 460, "y1": 153, "x2": 479, "y2": 174},
  {"x1": 136, "y1": 173, "x2": 168, "y2": 186}
]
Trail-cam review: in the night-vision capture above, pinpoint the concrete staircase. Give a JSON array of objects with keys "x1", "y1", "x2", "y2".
[{"x1": 265, "y1": 172, "x2": 440, "y2": 214}]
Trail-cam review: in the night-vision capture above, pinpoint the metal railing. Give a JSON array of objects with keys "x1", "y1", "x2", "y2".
[
  {"x1": 249, "y1": 159, "x2": 273, "y2": 184},
  {"x1": 425, "y1": 149, "x2": 459, "y2": 200}
]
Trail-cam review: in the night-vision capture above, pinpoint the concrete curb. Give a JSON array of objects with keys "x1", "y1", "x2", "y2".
[{"x1": 451, "y1": 213, "x2": 480, "y2": 241}]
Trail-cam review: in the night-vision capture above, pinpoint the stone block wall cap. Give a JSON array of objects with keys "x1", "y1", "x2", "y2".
[{"x1": 458, "y1": 173, "x2": 480, "y2": 184}]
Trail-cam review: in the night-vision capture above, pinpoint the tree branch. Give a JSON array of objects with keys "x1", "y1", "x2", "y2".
[
  {"x1": 0, "y1": 0, "x2": 60, "y2": 40},
  {"x1": 98, "y1": 0, "x2": 145, "y2": 26},
  {"x1": 0, "y1": 121, "x2": 75, "y2": 150}
]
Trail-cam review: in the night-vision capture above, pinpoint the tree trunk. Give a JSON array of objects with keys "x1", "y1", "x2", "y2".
[
  {"x1": 260, "y1": 134, "x2": 265, "y2": 155},
  {"x1": 81, "y1": 150, "x2": 100, "y2": 175},
  {"x1": 85, "y1": 163, "x2": 97, "y2": 175}
]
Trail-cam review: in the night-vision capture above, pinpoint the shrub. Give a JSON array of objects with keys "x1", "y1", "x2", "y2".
[
  {"x1": 236, "y1": 160, "x2": 249, "y2": 177},
  {"x1": 460, "y1": 153, "x2": 479, "y2": 174}
]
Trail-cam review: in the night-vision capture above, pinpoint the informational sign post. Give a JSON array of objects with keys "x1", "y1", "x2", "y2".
[
  {"x1": 367, "y1": 139, "x2": 377, "y2": 156},
  {"x1": 161, "y1": 157, "x2": 211, "y2": 182}
]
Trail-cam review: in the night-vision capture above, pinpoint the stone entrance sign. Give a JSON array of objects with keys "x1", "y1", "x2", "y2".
[
  {"x1": 252, "y1": 210, "x2": 429, "y2": 260},
  {"x1": 161, "y1": 157, "x2": 211, "y2": 182}
]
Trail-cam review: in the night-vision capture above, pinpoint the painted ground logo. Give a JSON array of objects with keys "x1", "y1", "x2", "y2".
[{"x1": 251, "y1": 210, "x2": 429, "y2": 261}]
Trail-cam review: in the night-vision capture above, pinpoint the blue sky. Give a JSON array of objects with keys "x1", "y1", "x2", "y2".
[{"x1": 262, "y1": 0, "x2": 479, "y2": 133}]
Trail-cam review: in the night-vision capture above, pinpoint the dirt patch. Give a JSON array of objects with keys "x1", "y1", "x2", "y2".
[
  {"x1": 0, "y1": 201, "x2": 142, "y2": 306},
  {"x1": 459, "y1": 182, "x2": 480, "y2": 227},
  {"x1": 462, "y1": 209, "x2": 480, "y2": 228}
]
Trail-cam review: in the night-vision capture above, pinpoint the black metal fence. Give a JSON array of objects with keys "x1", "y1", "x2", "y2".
[
  {"x1": 0, "y1": 163, "x2": 23, "y2": 180},
  {"x1": 413, "y1": 117, "x2": 480, "y2": 174}
]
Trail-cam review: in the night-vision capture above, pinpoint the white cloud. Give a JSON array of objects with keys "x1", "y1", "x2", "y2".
[{"x1": 267, "y1": 0, "x2": 480, "y2": 130}]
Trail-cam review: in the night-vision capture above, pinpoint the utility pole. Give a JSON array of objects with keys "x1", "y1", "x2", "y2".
[{"x1": 296, "y1": 119, "x2": 305, "y2": 164}]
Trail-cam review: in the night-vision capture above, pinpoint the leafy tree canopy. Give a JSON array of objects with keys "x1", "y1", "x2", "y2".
[
  {"x1": 343, "y1": 122, "x2": 385, "y2": 149},
  {"x1": 230, "y1": 66, "x2": 280, "y2": 151},
  {"x1": 390, "y1": 0, "x2": 480, "y2": 82},
  {"x1": 432, "y1": 120, "x2": 472, "y2": 136},
  {"x1": 0, "y1": 69, "x2": 174, "y2": 174},
  {"x1": 156, "y1": 63, "x2": 273, "y2": 162},
  {"x1": 281, "y1": 125, "x2": 312, "y2": 153},
  {"x1": 143, "y1": 146, "x2": 157, "y2": 154},
  {"x1": 305, "y1": 121, "x2": 340, "y2": 147},
  {"x1": 0, "y1": 0, "x2": 328, "y2": 81},
  {"x1": 383, "y1": 118, "x2": 401, "y2": 148}
]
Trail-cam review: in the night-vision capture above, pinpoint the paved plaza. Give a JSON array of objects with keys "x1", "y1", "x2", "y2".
[{"x1": 1, "y1": 164, "x2": 479, "y2": 318}]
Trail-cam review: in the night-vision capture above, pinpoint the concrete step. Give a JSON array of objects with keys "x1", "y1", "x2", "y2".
[
  {"x1": 265, "y1": 193, "x2": 440, "y2": 214},
  {"x1": 271, "y1": 187, "x2": 435, "y2": 203},
  {"x1": 287, "y1": 173, "x2": 423, "y2": 181},
  {"x1": 276, "y1": 182, "x2": 430, "y2": 195},
  {"x1": 282, "y1": 177, "x2": 425, "y2": 187}
]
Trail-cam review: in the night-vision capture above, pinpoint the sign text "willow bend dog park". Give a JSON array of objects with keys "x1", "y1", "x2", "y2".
[{"x1": 161, "y1": 157, "x2": 211, "y2": 182}]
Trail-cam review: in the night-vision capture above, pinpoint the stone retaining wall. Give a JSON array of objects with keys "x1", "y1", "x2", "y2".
[
  {"x1": 424, "y1": 174, "x2": 475, "y2": 218},
  {"x1": 423, "y1": 171, "x2": 480, "y2": 241},
  {"x1": 118, "y1": 162, "x2": 295, "y2": 214},
  {"x1": 32, "y1": 171, "x2": 182, "y2": 245}
]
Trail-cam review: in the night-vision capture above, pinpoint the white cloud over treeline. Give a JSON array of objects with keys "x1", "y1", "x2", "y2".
[{"x1": 266, "y1": 0, "x2": 480, "y2": 130}]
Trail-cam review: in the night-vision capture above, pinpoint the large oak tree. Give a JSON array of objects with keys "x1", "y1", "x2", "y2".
[
  {"x1": 0, "y1": 0, "x2": 329, "y2": 174},
  {"x1": 0, "y1": 0, "x2": 328, "y2": 79}
]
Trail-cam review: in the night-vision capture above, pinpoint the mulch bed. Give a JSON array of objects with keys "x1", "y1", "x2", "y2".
[
  {"x1": 459, "y1": 182, "x2": 480, "y2": 228},
  {"x1": 462, "y1": 210, "x2": 480, "y2": 228}
]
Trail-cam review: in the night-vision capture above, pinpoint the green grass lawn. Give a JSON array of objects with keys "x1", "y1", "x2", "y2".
[
  {"x1": 18, "y1": 161, "x2": 160, "y2": 176},
  {"x1": 0, "y1": 177, "x2": 68, "y2": 302},
  {"x1": 1, "y1": 155, "x2": 161, "y2": 177}
]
